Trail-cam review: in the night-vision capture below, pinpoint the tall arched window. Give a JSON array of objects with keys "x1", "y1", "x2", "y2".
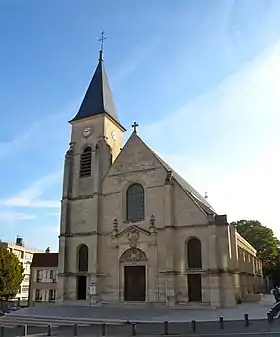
[
  {"x1": 78, "y1": 244, "x2": 88, "y2": 272},
  {"x1": 126, "y1": 183, "x2": 145, "y2": 222},
  {"x1": 187, "y1": 237, "x2": 202, "y2": 269},
  {"x1": 80, "y1": 147, "x2": 92, "y2": 177}
]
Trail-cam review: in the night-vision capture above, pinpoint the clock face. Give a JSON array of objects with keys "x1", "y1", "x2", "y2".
[
  {"x1": 83, "y1": 127, "x2": 92, "y2": 137},
  {"x1": 111, "y1": 131, "x2": 117, "y2": 141}
]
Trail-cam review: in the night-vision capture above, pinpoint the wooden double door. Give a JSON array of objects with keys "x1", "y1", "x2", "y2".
[
  {"x1": 188, "y1": 274, "x2": 202, "y2": 302},
  {"x1": 124, "y1": 265, "x2": 146, "y2": 301}
]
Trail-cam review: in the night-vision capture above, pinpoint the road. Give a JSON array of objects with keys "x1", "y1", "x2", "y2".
[{"x1": 1, "y1": 320, "x2": 280, "y2": 336}]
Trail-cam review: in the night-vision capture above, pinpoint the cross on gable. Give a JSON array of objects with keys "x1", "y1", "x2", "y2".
[{"x1": 131, "y1": 122, "x2": 139, "y2": 133}]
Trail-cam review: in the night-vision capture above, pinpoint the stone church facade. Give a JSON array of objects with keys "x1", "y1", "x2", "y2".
[{"x1": 56, "y1": 49, "x2": 264, "y2": 308}]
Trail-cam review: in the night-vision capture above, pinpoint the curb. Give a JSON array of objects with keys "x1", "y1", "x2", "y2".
[{"x1": 3, "y1": 314, "x2": 269, "y2": 324}]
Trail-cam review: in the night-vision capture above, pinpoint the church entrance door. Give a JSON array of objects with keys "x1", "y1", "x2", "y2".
[
  {"x1": 188, "y1": 274, "x2": 202, "y2": 302},
  {"x1": 77, "y1": 276, "x2": 87, "y2": 300},
  {"x1": 124, "y1": 265, "x2": 146, "y2": 301}
]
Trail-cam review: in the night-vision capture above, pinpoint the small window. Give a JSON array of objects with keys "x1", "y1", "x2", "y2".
[
  {"x1": 36, "y1": 270, "x2": 43, "y2": 282},
  {"x1": 49, "y1": 289, "x2": 56, "y2": 301},
  {"x1": 80, "y1": 147, "x2": 92, "y2": 177},
  {"x1": 35, "y1": 289, "x2": 43, "y2": 302},
  {"x1": 21, "y1": 285, "x2": 29, "y2": 293}
]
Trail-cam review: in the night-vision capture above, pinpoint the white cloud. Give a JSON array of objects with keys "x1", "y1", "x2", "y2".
[
  {"x1": 33, "y1": 225, "x2": 59, "y2": 234},
  {"x1": 0, "y1": 124, "x2": 38, "y2": 160},
  {"x1": 1, "y1": 173, "x2": 61, "y2": 208},
  {"x1": 111, "y1": 38, "x2": 160, "y2": 84},
  {"x1": 46, "y1": 212, "x2": 61, "y2": 216},
  {"x1": 141, "y1": 41, "x2": 280, "y2": 238},
  {"x1": 0, "y1": 212, "x2": 36, "y2": 221}
]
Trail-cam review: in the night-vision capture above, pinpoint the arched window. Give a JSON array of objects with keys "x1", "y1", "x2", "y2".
[
  {"x1": 126, "y1": 183, "x2": 145, "y2": 222},
  {"x1": 78, "y1": 244, "x2": 88, "y2": 272},
  {"x1": 187, "y1": 237, "x2": 202, "y2": 269},
  {"x1": 80, "y1": 147, "x2": 92, "y2": 177}
]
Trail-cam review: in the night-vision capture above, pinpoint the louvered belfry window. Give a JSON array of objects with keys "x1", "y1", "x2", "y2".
[
  {"x1": 80, "y1": 146, "x2": 92, "y2": 177},
  {"x1": 126, "y1": 183, "x2": 145, "y2": 222}
]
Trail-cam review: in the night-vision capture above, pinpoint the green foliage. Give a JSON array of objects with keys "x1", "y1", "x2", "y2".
[
  {"x1": 231, "y1": 220, "x2": 279, "y2": 275},
  {"x1": 270, "y1": 262, "x2": 280, "y2": 287},
  {"x1": 0, "y1": 244, "x2": 24, "y2": 300}
]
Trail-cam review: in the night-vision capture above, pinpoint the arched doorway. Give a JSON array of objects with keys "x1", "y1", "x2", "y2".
[
  {"x1": 120, "y1": 248, "x2": 148, "y2": 302},
  {"x1": 77, "y1": 244, "x2": 88, "y2": 300}
]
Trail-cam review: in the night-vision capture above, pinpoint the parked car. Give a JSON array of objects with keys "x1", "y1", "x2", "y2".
[{"x1": 4, "y1": 306, "x2": 21, "y2": 314}]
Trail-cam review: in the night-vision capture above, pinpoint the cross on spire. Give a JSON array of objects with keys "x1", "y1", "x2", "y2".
[
  {"x1": 98, "y1": 31, "x2": 107, "y2": 61},
  {"x1": 131, "y1": 122, "x2": 139, "y2": 133},
  {"x1": 98, "y1": 31, "x2": 107, "y2": 51}
]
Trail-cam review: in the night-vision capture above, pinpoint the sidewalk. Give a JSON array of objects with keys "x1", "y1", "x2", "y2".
[{"x1": 5, "y1": 301, "x2": 273, "y2": 323}]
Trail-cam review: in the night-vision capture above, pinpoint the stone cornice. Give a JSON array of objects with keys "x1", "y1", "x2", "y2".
[
  {"x1": 59, "y1": 231, "x2": 97, "y2": 238},
  {"x1": 158, "y1": 268, "x2": 264, "y2": 277},
  {"x1": 107, "y1": 167, "x2": 159, "y2": 178}
]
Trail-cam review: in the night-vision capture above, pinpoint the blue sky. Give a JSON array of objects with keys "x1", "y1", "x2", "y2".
[{"x1": 1, "y1": 0, "x2": 280, "y2": 251}]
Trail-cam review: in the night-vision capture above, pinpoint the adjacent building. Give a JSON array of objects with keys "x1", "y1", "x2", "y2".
[
  {"x1": 28, "y1": 250, "x2": 58, "y2": 306},
  {"x1": 6, "y1": 237, "x2": 42, "y2": 304}
]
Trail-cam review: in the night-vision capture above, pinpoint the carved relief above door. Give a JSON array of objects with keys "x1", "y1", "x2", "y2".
[{"x1": 120, "y1": 247, "x2": 148, "y2": 264}]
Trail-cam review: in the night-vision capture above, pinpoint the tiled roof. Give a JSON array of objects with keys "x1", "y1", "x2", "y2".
[
  {"x1": 31, "y1": 253, "x2": 58, "y2": 268},
  {"x1": 152, "y1": 151, "x2": 216, "y2": 215}
]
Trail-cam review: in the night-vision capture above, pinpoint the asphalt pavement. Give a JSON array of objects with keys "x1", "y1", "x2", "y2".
[{"x1": 1, "y1": 320, "x2": 280, "y2": 337}]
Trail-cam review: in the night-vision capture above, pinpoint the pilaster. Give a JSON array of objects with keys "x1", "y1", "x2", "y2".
[{"x1": 164, "y1": 173, "x2": 175, "y2": 306}]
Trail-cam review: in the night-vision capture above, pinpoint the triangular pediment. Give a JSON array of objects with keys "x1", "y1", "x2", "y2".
[
  {"x1": 105, "y1": 131, "x2": 215, "y2": 218},
  {"x1": 106, "y1": 131, "x2": 162, "y2": 177},
  {"x1": 116, "y1": 224, "x2": 151, "y2": 238}
]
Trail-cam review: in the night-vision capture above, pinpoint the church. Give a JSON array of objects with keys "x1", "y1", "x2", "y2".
[{"x1": 56, "y1": 47, "x2": 264, "y2": 308}]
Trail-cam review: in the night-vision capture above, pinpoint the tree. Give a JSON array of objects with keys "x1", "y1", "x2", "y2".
[
  {"x1": 231, "y1": 220, "x2": 279, "y2": 276},
  {"x1": 0, "y1": 242, "x2": 24, "y2": 300}
]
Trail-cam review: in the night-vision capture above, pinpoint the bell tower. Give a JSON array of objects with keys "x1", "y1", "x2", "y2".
[{"x1": 56, "y1": 44, "x2": 126, "y2": 303}]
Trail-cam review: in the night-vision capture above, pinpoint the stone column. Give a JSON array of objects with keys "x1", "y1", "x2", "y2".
[
  {"x1": 148, "y1": 216, "x2": 158, "y2": 303},
  {"x1": 207, "y1": 216, "x2": 221, "y2": 307},
  {"x1": 57, "y1": 143, "x2": 74, "y2": 303},
  {"x1": 215, "y1": 215, "x2": 236, "y2": 308}
]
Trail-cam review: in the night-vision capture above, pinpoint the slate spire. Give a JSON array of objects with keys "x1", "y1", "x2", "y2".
[{"x1": 70, "y1": 49, "x2": 120, "y2": 125}]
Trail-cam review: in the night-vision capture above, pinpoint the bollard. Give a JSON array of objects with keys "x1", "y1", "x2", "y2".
[
  {"x1": 47, "y1": 324, "x2": 52, "y2": 336},
  {"x1": 164, "y1": 320, "x2": 168, "y2": 335},
  {"x1": 73, "y1": 324, "x2": 78, "y2": 337},
  {"x1": 267, "y1": 311, "x2": 273, "y2": 324},
  {"x1": 101, "y1": 323, "x2": 106, "y2": 336},
  {"x1": 0, "y1": 326, "x2": 3, "y2": 337},
  {"x1": 191, "y1": 320, "x2": 196, "y2": 333},
  {"x1": 244, "y1": 313, "x2": 249, "y2": 327},
  {"x1": 219, "y1": 316, "x2": 224, "y2": 329},
  {"x1": 132, "y1": 322, "x2": 136, "y2": 336},
  {"x1": 23, "y1": 324, "x2": 28, "y2": 336}
]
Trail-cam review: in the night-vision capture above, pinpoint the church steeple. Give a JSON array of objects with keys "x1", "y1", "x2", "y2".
[{"x1": 70, "y1": 49, "x2": 120, "y2": 126}]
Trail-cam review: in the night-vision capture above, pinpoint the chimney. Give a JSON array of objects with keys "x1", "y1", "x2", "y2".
[
  {"x1": 45, "y1": 247, "x2": 51, "y2": 253},
  {"x1": 16, "y1": 236, "x2": 24, "y2": 246}
]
